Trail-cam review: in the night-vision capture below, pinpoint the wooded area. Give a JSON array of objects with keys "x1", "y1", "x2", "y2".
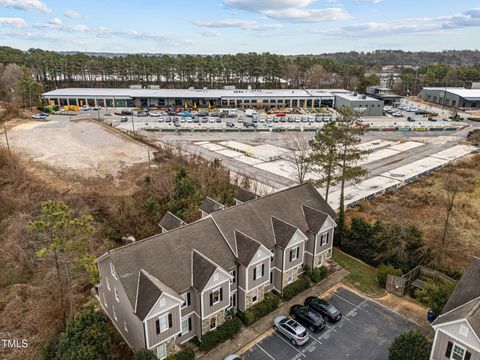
[{"x1": 1, "y1": 47, "x2": 480, "y2": 95}]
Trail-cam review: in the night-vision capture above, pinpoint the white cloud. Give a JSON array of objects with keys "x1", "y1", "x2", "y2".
[
  {"x1": 194, "y1": 19, "x2": 283, "y2": 31},
  {"x1": 355, "y1": 0, "x2": 383, "y2": 3},
  {"x1": 223, "y1": 0, "x2": 351, "y2": 22},
  {"x1": 0, "y1": 0, "x2": 50, "y2": 13},
  {"x1": 311, "y1": 8, "x2": 480, "y2": 38},
  {"x1": 64, "y1": 9, "x2": 81, "y2": 18},
  {"x1": 0, "y1": 16, "x2": 26, "y2": 27},
  {"x1": 199, "y1": 30, "x2": 221, "y2": 37},
  {"x1": 49, "y1": 17, "x2": 63, "y2": 26}
]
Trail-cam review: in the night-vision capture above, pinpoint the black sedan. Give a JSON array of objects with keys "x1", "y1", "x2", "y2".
[
  {"x1": 290, "y1": 305, "x2": 326, "y2": 332},
  {"x1": 305, "y1": 297, "x2": 342, "y2": 322}
]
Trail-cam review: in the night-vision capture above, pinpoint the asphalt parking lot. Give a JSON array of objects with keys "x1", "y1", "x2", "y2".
[{"x1": 241, "y1": 287, "x2": 422, "y2": 360}]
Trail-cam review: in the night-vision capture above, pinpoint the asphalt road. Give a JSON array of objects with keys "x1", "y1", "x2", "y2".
[{"x1": 241, "y1": 288, "x2": 423, "y2": 360}]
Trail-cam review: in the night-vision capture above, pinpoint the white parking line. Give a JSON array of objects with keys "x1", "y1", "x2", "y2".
[
  {"x1": 307, "y1": 334, "x2": 323, "y2": 345},
  {"x1": 273, "y1": 332, "x2": 307, "y2": 357},
  {"x1": 332, "y1": 293, "x2": 362, "y2": 308},
  {"x1": 256, "y1": 344, "x2": 276, "y2": 360},
  {"x1": 325, "y1": 324, "x2": 337, "y2": 332}
]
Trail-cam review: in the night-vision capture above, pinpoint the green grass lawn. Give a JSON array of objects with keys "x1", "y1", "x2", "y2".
[{"x1": 332, "y1": 247, "x2": 386, "y2": 297}]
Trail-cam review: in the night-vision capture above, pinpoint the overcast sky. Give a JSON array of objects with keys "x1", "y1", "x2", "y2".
[{"x1": 1, "y1": 0, "x2": 480, "y2": 54}]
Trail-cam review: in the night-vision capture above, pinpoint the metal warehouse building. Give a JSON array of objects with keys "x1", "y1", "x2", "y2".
[
  {"x1": 417, "y1": 87, "x2": 480, "y2": 109},
  {"x1": 334, "y1": 92, "x2": 384, "y2": 116},
  {"x1": 42, "y1": 87, "x2": 354, "y2": 110}
]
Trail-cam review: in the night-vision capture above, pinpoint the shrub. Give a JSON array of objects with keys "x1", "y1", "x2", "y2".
[
  {"x1": 310, "y1": 266, "x2": 327, "y2": 283},
  {"x1": 283, "y1": 275, "x2": 311, "y2": 301},
  {"x1": 238, "y1": 292, "x2": 280, "y2": 326},
  {"x1": 50, "y1": 307, "x2": 116, "y2": 360},
  {"x1": 377, "y1": 264, "x2": 403, "y2": 288},
  {"x1": 388, "y1": 330, "x2": 431, "y2": 360},
  {"x1": 198, "y1": 318, "x2": 242, "y2": 351},
  {"x1": 165, "y1": 348, "x2": 195, "y2": 360},
  {"x1": 134, "y1": 349, "x2": 157, "y2": 360},
  {"x1": 415, "y1": 281, "x2": 453, "y2": 315}
]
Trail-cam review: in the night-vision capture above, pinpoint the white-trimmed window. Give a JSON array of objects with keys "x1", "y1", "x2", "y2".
[
  {"x1": 254, "y1": 263, "x2": 264, "y2": 280},
  {"x1": 112, "y1": 305, "x2": 117, "y2": 321},
  {"x1": 106, "y1": 277, "x2": 111, "y2": 291},
  {"x1": 287, "y1": 269, "x2": 293, "y2": 284},
  {"x1": 252, "y1": 289, "x2": 258, "y2": 304},
  {"x1": 159, "y1": 313, "x2": 170, "y2": 333},
  {"x1": 114, "y1": 288, "x2": 119, "y2": 302},
  {"x1": 210, "y1": 317, "x2": 217, "y2": 330},
  {"x1": 459, "y1": 324, "x2": 469, "y2": 337},
  {"x1": 211, "y1": 288, "x2": 221, "y2": 305},
  {"x1": 181, "y1": 317, "x2": 192, "y2": 335},
  {"x1": 320, "y1": 232, "x2": 329, "y2": 246},
  {"x1": 110, "y1": 262, "x2": 117, "y2": 279},
  {"x1": 451, "y1": 343, "x2": 466, "y2": 360},
  {"x1": 124, "y1": 321, "x2": 128, "y2": 333},
  {"x1": 289, "y1": 246, "x2": 300, "y2": 262},
  {"x1": 156, "y1": 343, "x2": 166, "y2": 360},
  {"x1": 182, "y1": 292, "x2": 191, "y2": 308},
  {"x1": 230, "y1": 270, "x2": 236, "y2": 284},
  {"x1": 103, "y1": 292, "x2": 108, "y2": 308}
]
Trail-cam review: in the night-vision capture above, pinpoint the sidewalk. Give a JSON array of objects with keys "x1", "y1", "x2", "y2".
[{"x1": 199, "y1": 268, "x2": 349, "y2": 360}]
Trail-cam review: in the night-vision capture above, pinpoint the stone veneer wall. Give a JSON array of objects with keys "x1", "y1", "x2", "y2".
[
  {"x1": 282, "y1": 266, "x2": 300, "y2": 288},
  {"x1": 201, "y1": 309, "x2": 226, "y2": 334},
  {"x1": 245, "y1": 284, "x2": 266, "y2": 308}
]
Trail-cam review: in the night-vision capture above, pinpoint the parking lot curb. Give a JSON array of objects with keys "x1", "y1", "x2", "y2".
[{"x1": 198, "y1": 268, "x2": 349, "y2": 360}]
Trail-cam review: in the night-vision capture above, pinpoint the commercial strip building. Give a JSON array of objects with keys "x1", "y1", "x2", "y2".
[
  {"x1": 366, "y1": 86, "x2": 402, "y2": 106},
  {"x1": 418, "y1": 87, "x2": 480, "y2": 110},
  {"x1": 334, "y1": 92, "x2": 384, "y2": 116},
  {"x1": 95, "y1": 184, "x2": 336, "y2": 358},
  {"x1": 41, "y1": 87, "x2": 355, "y2": 111}
]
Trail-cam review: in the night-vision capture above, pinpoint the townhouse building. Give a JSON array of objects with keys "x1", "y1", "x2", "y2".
[{"x1": 96, "y1": 183, "x2": 336, "y2": 359}]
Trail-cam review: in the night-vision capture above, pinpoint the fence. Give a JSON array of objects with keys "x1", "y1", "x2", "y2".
[{"x1": 386, "y1": 266, "x2": 456, "y2": 296}]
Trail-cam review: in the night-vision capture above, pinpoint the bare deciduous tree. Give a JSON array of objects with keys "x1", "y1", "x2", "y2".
[{"x1": 283, "y1": 133, "x2": 313, "y2": 184}]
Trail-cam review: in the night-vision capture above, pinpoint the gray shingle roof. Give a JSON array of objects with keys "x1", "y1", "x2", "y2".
[
  {"x1": 108, "y1": 217, "x2": 236, "y2": 307},
  {"x1": 200, "y1": 197, "x2": 225, "y2": 214},
  {"x1": 434, "y1": 298, "x2": 480, "y2": 336},
  {"x1": 192, "y1": 250, "x2": 218, "y2": 291},
  {"x1": 441, "y1": 257, "x2": 480, "y2": 314},
  {"x1": 235, "y1": 230, "x2": 262, "y2": 266},
  {"x1": 212, "y1": 183, "x2": 335, "y2": 254},
  {"x1": 135, "y1": 269, "x2": 182, "y2": 320},
  {"x1": 302, "y1": 205, "x2": 330, "y2": 234},
  {"x1": 234, "y1": 187, "x2": 257, "y2": 203},
  {"x1": 158, "y1": 211, "x2": 186, "y2": 231},
  {"x1": 272, "y1": 217, "x2": 298, "y2": 249}
]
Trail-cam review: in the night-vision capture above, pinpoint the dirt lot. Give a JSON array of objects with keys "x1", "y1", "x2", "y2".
[
  {"x1": 348, "y1": 153, "x2": 480, "y2": 273},
  {"x1": 1, "y1": 118, "x2": 151, "y2": 192}
]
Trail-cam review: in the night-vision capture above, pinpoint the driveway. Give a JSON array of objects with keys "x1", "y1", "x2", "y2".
[{"x1": 241, "y1": 287, "x2": 423, "y2": 360}]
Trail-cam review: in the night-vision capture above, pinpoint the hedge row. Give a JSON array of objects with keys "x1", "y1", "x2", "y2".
[
  {"x1": 165, "y1": 348, "x2": 195, "y2": 360},
  {"x1": 282, "y1": 275, "x2": 311, "y2": 301},
  {"x1": 197, "y1": 318, "x2": 242, "y2": 351},
  {"x1": 304, "y1": 265, "x2": 328, "y2": 284},
  {"x1": 237, "y1": 292, "x2": 281, "y2": 326}
]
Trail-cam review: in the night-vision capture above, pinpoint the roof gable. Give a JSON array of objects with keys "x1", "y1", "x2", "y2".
[
  {"x1": 158, "y1": 211, "x2": 186, "y2": 231},
  {"x1": 200, "y1": 197, "x2": 224, "y2": 215},
  {"x1": 234, "y1": 186, "x2": 257, "y2": 203},
  {"x1": 442, "y1": 257, "x2": 480, "y2": 314},
  {"x1": 235, "y1": 230, "x2": 261, "y2": 266},
  {"x1": 192, "y1": 250, "x2": 218, "y2": 291},
  {"x1": 203, "y1": 267, "x2": 231, "y2": 292},
  {"x1": 302, "y1": 205, "x2": 333, "y2": 234}
]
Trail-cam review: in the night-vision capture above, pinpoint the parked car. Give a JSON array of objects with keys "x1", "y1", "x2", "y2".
[
  {"x1": 32, "y1": 113, "x2": 48, "y2": 119},
  {"x1": 93, "y1": 106, "x2": 102, "y2": 111},
  {"x1": 415, "y1": 109, "x2": 427, "y2": 115},
  {"x1": 82, "y1": 105, "x2": 90, "y2": 111},
  {"x1": 407, "y1": 116, "x2": 416, "y2": 122},
  {"x1": 305, "y1": 297, "x2": 342, "y2": 322},
  {"x1": 120, "y1": 116, "x2": 128, "y2": 122},
  {"x1": 226, "y1": 121, "x2": 235, "y2": 127},
  {"x1": 224, "y1": 355, "x2": 243, "y2": 360},
  {"x1": 290, "y1": 305, "x2": 326, "y2": 332},
  {"x1": 273, "y1": 316, "x2": 309, "y2": 346},
  {"x1": 136, "y1": 112, "x2": 148, "y2": 117},
  {"x1": 392, "y1": 112, "x2": 403, "y2": 117}
]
